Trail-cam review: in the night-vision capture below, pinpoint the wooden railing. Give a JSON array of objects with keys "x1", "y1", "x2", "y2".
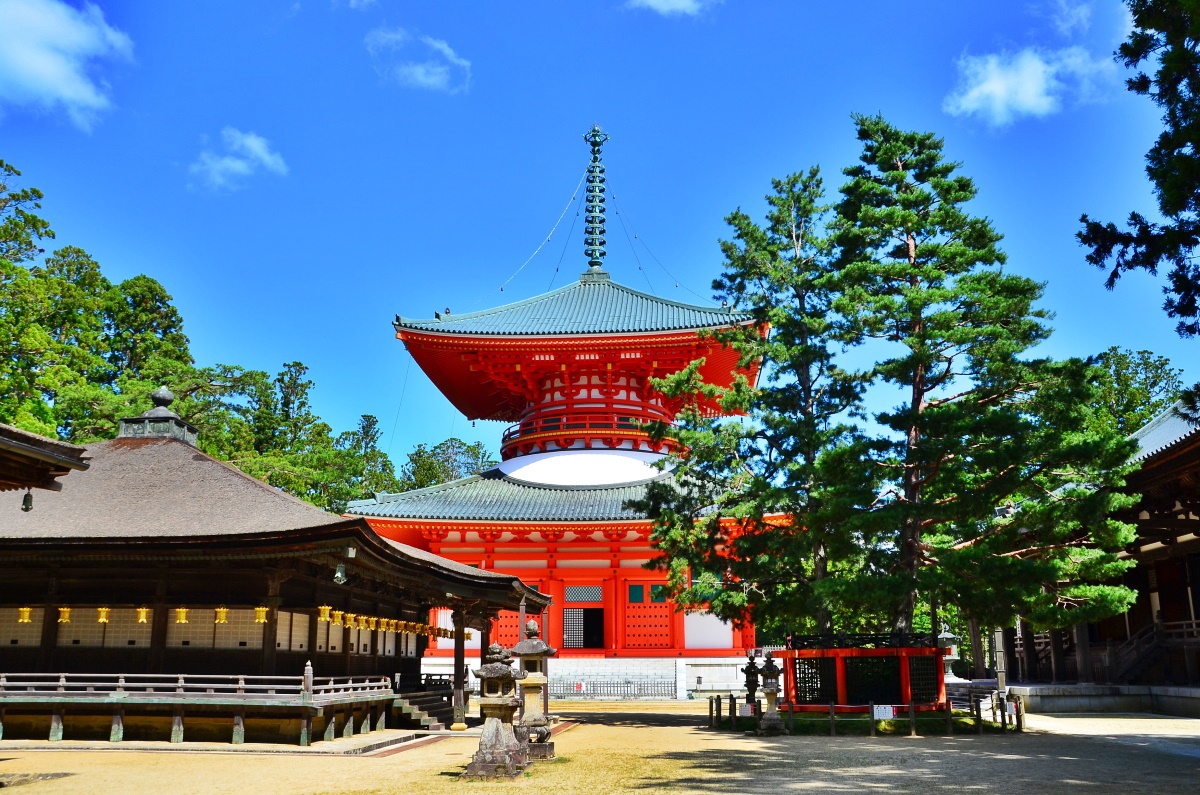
[
  {"x1": 0, "y1": 665, "x2": 392, "y2": 705},
  {"x1": 500, "y1": 411, "x2": 680, "y2": 457}
]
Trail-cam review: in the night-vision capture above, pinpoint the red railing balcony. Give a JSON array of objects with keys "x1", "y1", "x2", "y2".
[{"x1": 499, "y1": 412, "x2": 679, "y2": 459}]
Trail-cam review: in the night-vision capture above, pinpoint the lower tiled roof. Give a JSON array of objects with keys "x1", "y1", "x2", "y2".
[{"x1": 345, "y1": 468, "x2": 672, "y2": 522}]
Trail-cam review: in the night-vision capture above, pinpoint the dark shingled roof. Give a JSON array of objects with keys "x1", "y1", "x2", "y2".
[
  {"x1": 395, "y1": 272, "x2": 752, "y2": 336},
  {"x1": 0, "y1": 437, "x2": 344, "y2": 539},
  {"x1": 346, "y1": 467, "x2": 671, "y2": 522},
  {"x1": 0, "y1": 423, "x2": 90, "y2": 491}
]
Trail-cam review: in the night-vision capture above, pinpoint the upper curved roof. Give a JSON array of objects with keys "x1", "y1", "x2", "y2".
[{"x1": 395, "y1": 271, "x2": 752, "y2": 337}]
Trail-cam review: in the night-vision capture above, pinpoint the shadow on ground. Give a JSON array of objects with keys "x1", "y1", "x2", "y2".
[{"x1": 620, "y1": 730, "x2": 1200, "y2": 794}]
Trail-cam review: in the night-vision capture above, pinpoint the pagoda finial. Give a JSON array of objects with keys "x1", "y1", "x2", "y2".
[{"x1": 583, "y1": 125, "x2": 609, "y2": 273}]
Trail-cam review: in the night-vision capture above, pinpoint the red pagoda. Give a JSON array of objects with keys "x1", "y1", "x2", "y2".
[{"x1": 349, "y1": 128, "x2": 764, "y2": 695}]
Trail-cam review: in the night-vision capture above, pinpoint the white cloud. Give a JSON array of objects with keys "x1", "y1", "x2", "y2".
[
  {"x1": 1049, "y1": 0, "x2": 1092, "y2": 36},
  {"x1": 347, "y1": 0, "x2": 376, "y2": 8},
  {"x1": 0, "y1": 0, "x2": 133, "y2": 131},
  {"x1": 626, "y1": 0, "x2": 714, "y2": 15},
  {"x1": 943, "y1": 46, "x2": 1115, "y2": 126},
  {"x1": 189, "y1": 128, "x2": 288, "y2": 191},
  {"x1": 365, "y1": 27, "x2": 471, "y2": 94}
]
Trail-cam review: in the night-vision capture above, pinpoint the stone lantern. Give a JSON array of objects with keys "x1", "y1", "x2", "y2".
[
  {"x1": 757, "y1": 651, "x2": 786, "y2": 735},
  {"x1": 939, "y1": 624, "x2": 963, "y2": 682},
  {"x1": 511, "y1": 619, "x2": 557, "y2": 759},
  {"x1": 465, "y1": 643, "x2": 528, "y2": 777},
  {"x1": 741, "y1": 650, "x2": 761, "y2": 703}
]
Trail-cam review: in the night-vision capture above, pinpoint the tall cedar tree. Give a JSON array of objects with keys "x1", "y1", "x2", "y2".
[
  {"x1": 1079, "y1": 0, "x2": 1200, "y2": 413},
  {"x1": 835, "y1": 115, "x2": 1139, "y2": 633},
  {"x1": 632, "y1": 168, "x2": 878, "y2": 634}
]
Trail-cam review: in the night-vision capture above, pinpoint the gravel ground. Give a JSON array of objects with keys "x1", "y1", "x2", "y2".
[{"x1": 1, "y1": 702, "x2": 1198, "y2": 794}]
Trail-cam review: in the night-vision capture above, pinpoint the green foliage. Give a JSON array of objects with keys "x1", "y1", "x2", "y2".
[
  {"x1": 632, "y1": 167, "x2": 877, "y2": 633},
  {"x1": 400, "y1": 437, "x2": 496, "y2": 490},
  {"x1": 0, "y1": 156, "x2": 433, "y2": 514},
  {"x1": 638, "y1": 117, "x2": 1140, "y2": 639},
  {"x1": 1079, "y1": 0, "x2": 1200, "y2": 412},
  {"x1": 0, "y1": 159, "x2": 54, "y2": 263},
  {"x1": 1088, "y1": 346, "x2": 1183, "y2": 436}
]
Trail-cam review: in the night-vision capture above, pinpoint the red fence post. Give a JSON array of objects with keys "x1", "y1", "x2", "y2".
[{"x1": 899, "y1": 649, "x2": 912, "y2": 706}]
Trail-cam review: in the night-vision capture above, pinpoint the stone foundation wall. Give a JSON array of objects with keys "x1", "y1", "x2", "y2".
[
  {"x1": 422, "y1": 656, "x2": 751, "y2": 700},
  {"x1": 1008, "y1": 684, "x2": 1200, "y2": 718}
]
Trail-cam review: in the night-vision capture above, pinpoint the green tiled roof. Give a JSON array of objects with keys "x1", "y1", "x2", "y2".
[
  {"x1": 394, "y1": 271, "x2": 752, "y2": 336},
  {"x1": 346, "y1": 467, "x2": 673, "y2": 522}
]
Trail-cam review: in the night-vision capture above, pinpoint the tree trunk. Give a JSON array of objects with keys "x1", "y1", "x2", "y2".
[{"x1": 968, "y1": 618, "x2": 985, "y2": 679}]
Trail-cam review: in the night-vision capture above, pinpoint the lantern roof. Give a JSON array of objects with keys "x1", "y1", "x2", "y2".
[{"x1": 395, "y1": 273, "x2": 752, "y2": 338}]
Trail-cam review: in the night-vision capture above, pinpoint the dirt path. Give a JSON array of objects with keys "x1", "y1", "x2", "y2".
[{"x1": 1, "y1": 703, "x2": 1197, "y2": 794}]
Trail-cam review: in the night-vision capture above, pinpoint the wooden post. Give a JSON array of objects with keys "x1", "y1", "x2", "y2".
[
  {"x1": 300, "y1": 715, "x2": 311, "y2": 747},
  {"x1": 714, "y1": 695, "x2": 722, "y2": 729},
  {"x1": 233, "y1": 711, "x2": 246, "y2": 744},
  {"x1": 899, "y1": 651, "x2": 912, "y2": 706},
  {"x1": 786, "y1": 703, "x2": 794, "y2": 735},
  {"x1": 976, "y1": 695, "x2": 984, "y2": 734},
  {"x1": 869, "y1": 702, "x2": 876, "y2": 738},
  {"x1": 945, "y1": 702, "x2": 953, "y2": 736},
  {"x1": 1074, "y1": 623, "x2": 1094, "y2": 684},
  {"x1": 908, "y1": 700, "x2": 916, "y2": 737},
  {"x1": 755, "y1": 699, "x2": 762, "y2": 732},
  {"x1": 322, "y1": 708, "x2": 336, "y2": 742},
  {"x1": 110, "y1": 708, "x2": 124, "y2": 742},
  {"x1": 708, "y1": 696, "x2": 714, "y2": 728},
  {"x1": 828, "y1": 701, "x2": 836, "y2": 736},
  {"x1": 170, "y1": 708, "x2": 184, "y2": 743},
  {"x1": 451, "y1": 610, "x2": 467, "y2": 731},
  {"x1": 49, "y1": 708, "x2": 63, "y2": 742},
  {"x1": 1000, "y1": 694, "x2": 1009, "y2": 730},
  {"x1": 729, "y1": 694, "x2": 736, "y2": 729},
  {"x1": 1015, "y1": 697, "x2": 1024, "y2": 732},
  {"x1": 342, "y1": 708, "x2": 355, "y2": 738}
]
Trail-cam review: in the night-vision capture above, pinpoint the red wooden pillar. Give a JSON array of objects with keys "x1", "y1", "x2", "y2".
[
  {"x1": 614, "y1": 574, "x2": 627, "y2": 654},
  {"x1": 899, "y1": 649, "x2": 912, "y2": 705},
  {"x1": 937, "y1": 649, "x2": 947, "y2": 706},
  {"x1": 606, "y1": 572, "x2": 619, "y2": 653},
  {"x1": 834, "y1": 653, "x2": 848, "y2": 705}
]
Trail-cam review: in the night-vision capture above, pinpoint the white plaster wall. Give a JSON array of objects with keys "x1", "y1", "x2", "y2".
[
  {"x1": 684, "y1": 611, "x2": 734, "y2": 649},
  {"x1": 497, "y1": 449, "x2": 667, "y2": 486}
]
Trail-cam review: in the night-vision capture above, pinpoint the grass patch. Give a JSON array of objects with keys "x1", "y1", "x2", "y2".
[{"x1": 708, "y1": 712, "x2": 1011, "y2": 736}]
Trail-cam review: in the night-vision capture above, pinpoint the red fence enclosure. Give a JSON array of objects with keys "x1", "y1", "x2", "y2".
[{"x1": 777, "y1": 647, "x2": 947, "y2": 712}]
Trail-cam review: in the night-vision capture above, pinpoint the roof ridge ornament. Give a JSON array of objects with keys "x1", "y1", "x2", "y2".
[
  {"x1": 116, "y1": 385, "x2": 199, "y2": 447},
  {"x1": 582, "y1": 125, "x2": 609, "y2": 279}
]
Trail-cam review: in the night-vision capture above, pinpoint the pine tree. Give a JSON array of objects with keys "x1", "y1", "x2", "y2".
[
  {"x1": 633, "y1": 168, "x2": 877, "y2": 633},
  {"x1": 1079, "y1": 0, "x2": 1200, "y2": 414},
  {"x1": 836, "y1": 115, "x2": 1138, "y2": 633}
]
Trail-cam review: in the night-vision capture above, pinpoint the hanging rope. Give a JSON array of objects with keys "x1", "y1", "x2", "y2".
[
  {"x1": 492, "y1": 167, "x2": 589, "y2": 296},
  {"x1": 385, "y1": 353, "x2": 413, "y2": 458},
  {"x1": 548, "y1": 190, "x2": 585, "y2": 291},
  {"x1": 609, "y1": 189, "x2": 711, "y2": 303},
  {"x1": 613, "y1": 195, "x2": 655, "y2": 293}
]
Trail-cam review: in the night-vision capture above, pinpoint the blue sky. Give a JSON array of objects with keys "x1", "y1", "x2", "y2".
[{"x1": 0, "y1": 0, "x2": 1191, "y2": 459}]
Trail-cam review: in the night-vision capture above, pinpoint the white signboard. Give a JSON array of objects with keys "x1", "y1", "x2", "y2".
[
  {"x1": 738, "y1": 704, "x2": 755, "y2": 717},
  {"x1": 872, "y1": 704, "x2": 895, "y2": 720},
  {"x1": 1006, "y1": 700, "x2": 1018, "y2": 715}
]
